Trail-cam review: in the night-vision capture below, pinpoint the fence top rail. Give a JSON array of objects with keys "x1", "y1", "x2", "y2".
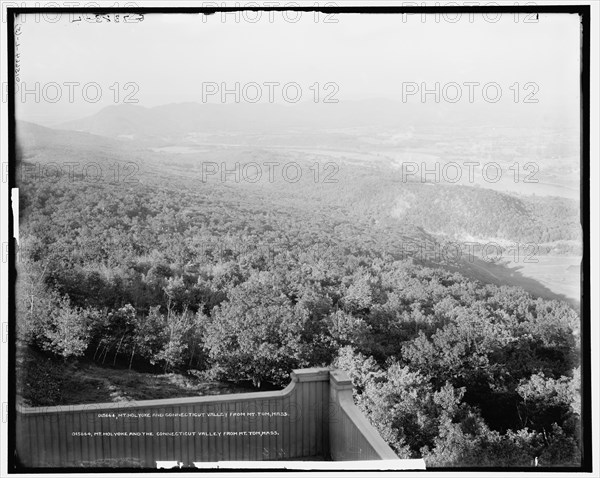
[
  {"x1": 16, "y1": 368, "x2": 331, "y2": 415},
  {"x1": 17, "y1": 380, "x2": 297, "y2": 415}
]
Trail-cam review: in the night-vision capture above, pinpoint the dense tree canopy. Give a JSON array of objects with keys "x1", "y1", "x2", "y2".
[{"x1": 15, "y1": 157, "x2": 582, "y2": 467}]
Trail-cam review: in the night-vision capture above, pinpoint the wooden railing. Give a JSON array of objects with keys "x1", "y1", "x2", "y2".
[
  {"x1": 15, "y1": 368, "x2": 425, "y2": 469},
  {"x1": 328, "y1": 369, "x2": 400, "y2": 461}
]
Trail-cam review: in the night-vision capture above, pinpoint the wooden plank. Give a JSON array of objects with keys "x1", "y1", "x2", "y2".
[
  {"x1": 321, "y1": 380, "x2": 327, "y2": 455},
  {"x1": 243, "y1": 401, "x2": 251, "y2": 461},
  {"x1": 282, "y1": 395, "x2": 290, "y2": 461},
  {"x1": 263, "y1": 398, "x2": 270, "y2": 460},
  {"x1": 256, "y1": 400, "x2": 264, "y2": 461},
  {"x1": 59, "y1": 413, "x2": 72, "y2": 466},
  {"x1": 123, "y1": 409, "x2": 132, "y2": 465},
  {"x1": 222, "y1": 403, "x2": 229, "y2": 461},
  {"x1": 97, "y1": 412, "x2": 105, "y2": 464},
  {"x1": 258, "y1": 400, "x2": 265, "y2": 461},
  {"x1": 20, "y1": 414, "x2": 31, "y2": 466},
  {"x1": 115, "y1": 410, "x2": 124, "y2": 463},
  {"x1": 84, "y1": 412, "x2": 94, "y2": 466},
  {"x1": 72, "y1": 412, "x2": 81, "y2": 465},
  {"x1": 114, "y1": 410, "x2": 121, "y2": 461},
  {"x1": 323, "y1": 380, "x2": 330, "y2": 457},
  {"x1": 175, "y1": 406, "x2": 183, "y2": 466},
  {"x1": 228, "y1": 402, "x2": 236, "y2": 462},
  {"x1": 276, "y1": 396, "x2": 283, "y2": 459},
  {"x1": 19, "y1": 414, "x2": 29, "y2": 466},
  {"x1": 261, "y1": 400, "x2": 269, "y2": 460},
  {"x1": 42, "y1": 414, "x2": 49, "y2": 466},
  {"x1": 264, "y1": 398, "x2": 270, "y2": 460},
  {"x1": 50, "y1": 413, "x2": 59, "y2": 466},
  {"x1": 47, "y1": 413, "x2": 59, "y2": 467},
  {"x1": 37, "y1": 415, "x2": 44, "y2": 467},
  {"x1": 29, "y1": 415, "x2": 36, "y2": 466},
  {"x1": 275, "y1": 398, "x2": 283, "y2": 460},
  {"x1": 199, "y1": 404, "x2": 207, "y2": 463},
  {"x1": 179, "y1": 406, "x2": 186, "y2": 466},
  {"x1": 130, "y1": 409, "x2": 139, "y2": 467},
  {"x1": 145, "y1": 411, "x2": 154, "y2": 468},
  {"x1": 33, "y1": 415, "x2": 42, "y2": 467},
  {"x1": 314, "y1": 381, "x2": 321, "y2": 456},
  {"x1": 191, "y1": 407, "x2": 198, "y2": 464},
  {"x1": 97, "y1": 412, "x2": 106, "y2": 466},
  {"x1": 136, "y1": 410, "x2": 144, "y2": 468},
  {"x1": 187, "y1": 406, "x2": 195, "y2": 466},
  {"x1": 133, "y1": 412, "x2": 141, "y2": 467},
  {"x1": 219, "y1": 404, "x2": 226, "y2": 461},
  {"x1": 24, "y1": 415, "x2": 34, "y2": 467},
  {"x1": 187, "y1": 405, "x2": 195, "y2": 466},
  {"x1": 201, "y1": 404, "x2": 209, "y2": 462},
  {"x1": 158, "y1": 407, "x2": 167, "y2": 462},
  {"x1": 14, "y1": 413, "x2": 23, "y2": 466},
  {"x1": 176, "y1": 406, "x2": 183, "y2": 465},
  {"x1": 248, "y1": 401, "x2": 257, "y2": 461},
  {"x1": 148, "y1": 412, "x2": 155, "y2": 468},
  {"x1": 236, "y1": 401, "x2": 245, "y2": 462},
  {"x1": 309, "y1": 381, "x2": 316, "y2": 457},
  {"x1": 267, "y1": 398, "x2": 275, "y2": 460},
  {"x1": 81, "y1": 412, "x2": 91, "y2": 465},
  {"x1": 221, "y1": 403, "x2": 229, "y2": 461},
  {"x1": 84, "y1": 412, "x2": 91, "y2": 466},
  {"x1": 296, "y1": 385, "x2": 304, "y2": 458},
  {"x1": 166, "y1": 406, "x2": 175, "y2": 461},
  {"x1": 171, "y1": 407, "x2": 178, "y2": 461},
  {"x1": 109, "y1": 410, "x2": 118, "y2": 462},
  {"x1": 261, "y1": 399, "x2": 267, "y2": 460},
  {"x1": 216, "y1": 402, "x2": 224, "y2": 461},
  {"x1": 205, "y1": 403, "x2": 213, "y2": 462},
  {"x1": 66, "y1": 412, "x2": 76, "y2": 465}
]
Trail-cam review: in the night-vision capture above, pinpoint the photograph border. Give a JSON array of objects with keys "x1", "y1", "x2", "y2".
[{"x1": 5, "y1": 3, "x2": 593, "y2": 474}]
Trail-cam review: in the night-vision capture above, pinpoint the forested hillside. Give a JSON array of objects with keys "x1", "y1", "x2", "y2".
[{"x1": 15, "y1": 123, "x2": 582, "y2": 466}]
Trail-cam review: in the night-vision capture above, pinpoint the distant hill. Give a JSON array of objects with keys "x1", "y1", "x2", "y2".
[
  {"x1": 17, "y1": 121, "x2": 134, "y2": 153},
  {"x1": 56, "y1": 101, "x2": 402, "y2": 139},
  {"x1": 56, "y1": 99, "x2": 564, "y2": 141},
  {"x1": 15, "y1": 120, "x2": 143, "y2": 181}
]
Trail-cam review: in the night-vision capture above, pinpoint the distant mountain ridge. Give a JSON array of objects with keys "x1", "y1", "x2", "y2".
[{"x1": 55, "y1": 99, "x2": 566, "y2": 140}]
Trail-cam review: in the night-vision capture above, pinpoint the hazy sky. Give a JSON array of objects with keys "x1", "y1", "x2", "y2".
[{"x1": 13, "y1": 10, "x2": 581, "y2": 125}]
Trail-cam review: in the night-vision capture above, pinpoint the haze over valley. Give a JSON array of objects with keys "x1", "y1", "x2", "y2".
[{"x1": 18, "y1": 98, "x2": 582, "y2": 305}]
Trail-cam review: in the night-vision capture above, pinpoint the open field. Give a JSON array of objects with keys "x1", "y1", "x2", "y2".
[{"x1": 503, "y1": 255, "x2": 581, "y2": 305}]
